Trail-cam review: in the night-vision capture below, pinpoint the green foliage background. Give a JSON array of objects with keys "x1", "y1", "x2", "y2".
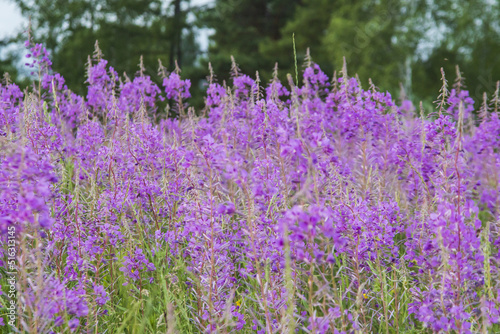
[{"x1": 1, "y1": 0, "x2": 500, "y2": 108}]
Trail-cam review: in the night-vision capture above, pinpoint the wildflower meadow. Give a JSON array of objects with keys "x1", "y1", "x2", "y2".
[{"x1": 0, "y1": 39, "x2": 499, "y2": 333}]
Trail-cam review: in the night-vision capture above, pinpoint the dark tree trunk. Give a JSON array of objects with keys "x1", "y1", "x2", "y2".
[{"x1": 169, "y1": 0, "x2": 182, "y2": 69}]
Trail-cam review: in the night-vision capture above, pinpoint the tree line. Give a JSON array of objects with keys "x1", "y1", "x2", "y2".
[{"x1": 1, "y1": 0, "x2": 499, "y2": 108}]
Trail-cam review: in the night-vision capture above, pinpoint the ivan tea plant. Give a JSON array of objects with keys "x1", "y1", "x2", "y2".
[{"x1": 0, "y1": 39, "x2": 499, "y2": 333}]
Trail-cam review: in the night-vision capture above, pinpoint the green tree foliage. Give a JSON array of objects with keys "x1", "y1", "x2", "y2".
[
  {"x1": 323, "y1": 1, "x2": 401, "y2": 90},
  {"x1": 8, "y1": 0, "x2": 200, "y2": 95},
  {"x1": 3, "y1": 0, "x2": 499, "y2": 107},
  {"x1": 198, "y1": 0, "x2": 302, "y2": 83},
  {"x1": 204, "y1": 0, "x2": 500, "y2": 106},
  {"x1": 260, "y1": 0, "x2": 337, "y2": 78},
  {"x1": 414, "y1": 0, "x2": 500, "y2": 103}
]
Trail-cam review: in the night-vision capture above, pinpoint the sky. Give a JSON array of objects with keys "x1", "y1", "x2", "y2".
[{"x1": 0, "y1": 1, "x2": 26, "y2": 39}]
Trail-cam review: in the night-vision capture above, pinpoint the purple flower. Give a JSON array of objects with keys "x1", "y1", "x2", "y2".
[
  {"x1": 120, "y1": 248, "x2": 156, "y2": 286},
  {"x1": 93, "y1": 284, "x2": 110, "y2": 306},
  {"x1": 163, "y1": 72, "x2": 191, "y2": 99},
  {"x1": 68, "y1": 318, "x2": 79, "y2": 332}
]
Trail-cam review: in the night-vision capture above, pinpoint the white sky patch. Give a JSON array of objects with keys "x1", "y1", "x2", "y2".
[{"x1": 0, "y1": 1, "x2": 27, "y2": 39}]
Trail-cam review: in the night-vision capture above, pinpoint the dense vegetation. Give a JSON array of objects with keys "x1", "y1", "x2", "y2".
[{"x1": 0, "y1": 38, "x2": 499, "y2": 333}]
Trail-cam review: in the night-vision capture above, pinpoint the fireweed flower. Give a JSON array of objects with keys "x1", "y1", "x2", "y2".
[
  {"x1": 0, "y1": 82, "x2": 23, "y2": 136},
  {"x1": 93, "y1": 284, "x2": 110, "y2": 306},
  {"x1": 1, "y1": 39, "x2": 500, "y2": 333},
  {"x1": 0, "y1": 147, "x2": 57, "y2": 234},
  {"x1": 120, "y1": 248, "x2": 156, "y2": 286},
  {"x1": 163, "y1": 72, "x2": 191, "y2": 99},
  {"x1": 119, "y1": 75, "x2": 163, "y2": 114},
  {"x1": 85, "y1": 59, "x2": 119, "y2": 115},
  {"x1": 68, "y1": 318, "x2": 80, "y2": 332},
  {"x1": 206, "y1": 83, "x2": 227, "y2": 107}
]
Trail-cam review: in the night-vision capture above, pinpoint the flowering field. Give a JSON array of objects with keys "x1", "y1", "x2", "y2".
[{"x1": 1, "y1": 41, "x2": 500, "y2": 334}]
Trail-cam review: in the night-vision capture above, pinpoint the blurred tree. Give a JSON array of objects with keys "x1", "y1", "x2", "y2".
[
  {"x1": 322, "y1": 0, "x2": 426, "y2": 95},
  {"x1": 415, "y1": 0, "x2": 500, "y2": 104},
  {"x1": 198, "y1": 0, "x2": 302, "y2": 83},
  {"x1": 203, "y1": 0, "x2": 500, "y2": 107},
  {"x1": 314, "y1": 0, "x2": 500, "y2": 104},
  {"x1": 3, "y1": 0, "x2": 500, "y2": 109},
  {"x1": 260, "y1": 0, "x2": 337, "y2": 80},
  {"x1": 7, "y1": 0, "x2": 200, "y2": 96}
]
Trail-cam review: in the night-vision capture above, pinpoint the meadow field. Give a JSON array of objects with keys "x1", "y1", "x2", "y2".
[{"x1": 0, "y1": 41, "x2": 499, "y2": 333}]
